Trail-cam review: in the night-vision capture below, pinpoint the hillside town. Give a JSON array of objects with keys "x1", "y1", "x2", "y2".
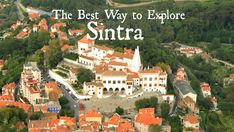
[{"x1": 0, "y1": 0, "x2": 234, "y2": 132}]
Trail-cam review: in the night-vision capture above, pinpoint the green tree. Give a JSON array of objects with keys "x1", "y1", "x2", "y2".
[
  {"x1": 135, "y1": 97, "x2": 158, "y2": 113},
  {"x1": 115, "y1": 106, "x2": 124, "y2": 115},
  {"x1": 148, "y1": 124, "x2": 162, "y2": 132},
  {"x1": 59, "y1": 96, "x2": 69, "y2": 107},
  {"x1": 76, "y1": 68, "x2": 94, "y2": 84},
  {"x1": 160, "y1": 103, "x2": 170, "y2": 119},
  {"x1": 46, "y1": 40, "x2": 63, "y2": 69},
  {"x1": 30, "y1": 111, "x2": 43, "y2": 120},
  {"x1": 203, "y1": 97, "x2": 214, "y2": 110}
]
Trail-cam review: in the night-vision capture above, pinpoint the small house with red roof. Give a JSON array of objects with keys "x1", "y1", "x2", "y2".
[
  {"x1": 134, "y1": 108, "x2": 162, "y2": 132},
  {"x1": 182, "y1": 114, "x2": 199, "y2": 130},
  {"x1": 68, "y1": 29, "x2": 84, "y2": 36},
  {"x1": 200, "y1": 82, "x2": 211, "y2": 98},
  {"x1": 28, "y1": 13, "x2": 40, "y2": 21},
  {"x1": 0, "y1": 59, "x2": 5, "y2": 70},
  {"x1": 79, "y1": 110, "x2": 102, "y2": 131},
  {"x1": 104, "y1": 113, "x2": 134, "y2": 132},
  {"x1": 77, "y1": 34, "x2": 95, "y2": 54}
]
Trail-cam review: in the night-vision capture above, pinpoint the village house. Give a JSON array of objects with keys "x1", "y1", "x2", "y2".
[
  {"x1": 28, "y1": 13, "x2": 40, "y2": 21},
  {"x1": 0, "y1": 59, "x2": 5, "y2": 71},
  {"x1": 77, "y1": 34, "x2": 95, "y2": 54},
  {"x1": 15, "y1": 26, "x2": 31, "y2": 39},
  {"x1": 134, "y1": 108, "x2": 162, "y2": 132},
  {"x1": 10, "y1": 20, "x2": 22, "y2": 30},
  {"x1": 103, "y1": 113, "x2": 134, "y2": 132},
  {"x1": 20, "y1": 62, "x2": 42, "y2": 105},
  {"x1": 83, "y1": 82, "x2": 104, "y2": 98},
  {"x1": 174, "y1": 80, "x2": 197, "y2": 103},
  {"x1": 0, "y1": 101, "x2": 31, "y2": 112},
  {"x1": 45, "y1": 82, "x2": 61, "y2": 101},
  {"x1": 61, "y1": 44, "x2": 74, "y2": 52},
  {"x1": 69, "y1": 67, "x2": 80, "y2": 83},
  {"x1": 79, "y1": 110, "x2": 102, "y2": 131},
  {"x1": 182, "y1": 114, "x2": 200, "y2": 131},
  {"x1": 223, "y1": 73, "x2": 234, "y2": 87},
  {"x1": 174, "y1": 68, "x2": 187, "y2": 81},
  {"x1": 177, "y1": 46, "x2": 203, "y2": 57},
  {"x1": 0, "y1": 82, "x2": 16, "y2": 102},
  {"x1": 50, "y1": 21, "x2": 66, "y2": 33},
  {"x1": 158, "y1": 94, "x2": 175, "y2": 104},
  {"x1": 139, "y1": 66, "x2": 167, "y2": 94},
  {"x1": 32, "y1": 24, "x2": 39, "y2": 32},
  {"x1": 68, "y1": 29, "x2": 84, "y2": 37},
  {"x1": 28, "y1": 116, "x2": 76, "y2": 132},
  {"x1": 200, "y1": 82, "x2": 211, "y2": 98},
  {"x1": 39, "y1": 19, "x2": 48, "y2": 31}
]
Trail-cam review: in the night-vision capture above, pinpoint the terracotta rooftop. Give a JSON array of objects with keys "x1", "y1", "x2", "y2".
[
  {"x1": 61, "y1": 44, "x2": 73, "y2": 52},
  {"x1": 0, "y1": 101, "x2": 31, "y2": 111},
  {"x1": 230, "y1": 73, "x2": 234, "y2": 79},
  {"x1": 102, "y1": 70, "x2": 127, "y2": 77},
  {"x1": 109, "y1": 113, "x2": 121, "y2": 125},
  {"x1": 200, "y1": 82, "x2": 211, "y2": 92},
  {"x1": 139, "y1": 66, "x2": 163, "y2": 74},
  {"x1": 2, "y1": 82, "x2": 15, "y2": 90},
  {"x1": 112, "y1": 51, "x2": 133, "y2": 59},
  {"x1": 108, "y1": 61, "x2": 127, "y2": 66},
  {"x1": 184, "y1": 114, "x2": 199, "y2": 124},
  {"x1": 135, "y1": 108, "x2": 162, "y2": 126},
  {"x1": 85, "y1": 110, "x2": 102, "y2": 118},
  {"x1": 79, "y1": 34, "x2": 94, "y2": 44}
]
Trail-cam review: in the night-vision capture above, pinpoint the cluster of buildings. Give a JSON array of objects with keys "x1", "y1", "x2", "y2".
[
  {"x1": 20, "y1": 62, "x2": 61, "y2": 113},
  {"x1": 72, "y1": 35, "x2": 168, "y2": 98},
  {"x1": 176, "y1": 46, "x2": 203, "y2": 57},
  {"x1": 78, "y1": 108, "x2": 165, "y2": 132},
  {"x1": 0, "y1": 82, "x2": 32, "y2": 112},
  {"x1": 7, "y1": 12, "x2": 84, "y2": 41},
  {"x1": 200, "y1": 82, "x2": 218, "y2": 110},
  {"x1": 173, "y1": 68, "x2": 201, "y2": 131},
  {"x1": 28, "y1": 116, "x2": 76, "y2": 132}
]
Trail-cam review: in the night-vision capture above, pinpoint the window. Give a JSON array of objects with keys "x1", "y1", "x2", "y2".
[
  {"x1": 113, "y1": 80, "x2": 116, "y2": 84},
  {"x1": 144, "y1": 84, "x2": 147, "y2": 87},
  {"x1": 108, "y1": 81, "x2": 111, "y2": 84},
  {"x1": 122, "y1": 81, "x2": 125, "y2": 83},
  {"x1": 103, "y1": 80, "x2": 106, "y2": 84},
  {"x1": 118, "y1": 80, "x2": 121, "y2": 84},
  {"x1": 144, "y1": 77, "x2": 147, "y2": 81},
  {"x1": 149, "y1": 84, "x2": 152, "y2": 87},
  {"x1": 149, "y1": 77, "x2": 152, "y2": 81}
]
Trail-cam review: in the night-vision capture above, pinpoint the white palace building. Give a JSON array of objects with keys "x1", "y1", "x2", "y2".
[{"x1": 75, "y1": 35, "x2": 168, "y2": 98}]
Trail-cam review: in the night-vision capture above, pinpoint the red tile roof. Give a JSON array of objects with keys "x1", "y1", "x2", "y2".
[
  {"x1": 79, "y1": 35, "x2": 94, "y2": 44},
  {"x1": 135, "y1": 108, "x2": 162, "y2": 126},
  {"x1": 85, "y1": 110, "x2": 102, "y2": 118},
  {"x1": 139, "y1": 66, "x2": 163, "y2": 74},
  {"x1": 61, "y1": 44, "x2": 73, "y2": 52},
  {"x1": 116, "y1": 120, "x2": 134, "y2": 132},
  {"x1": 108, "y1": 61, "x2": 127, "y2": 66},
  {"x1": 184, "y1": 114, "x2": 199, "y2": 124},
  {"x1": 200, "y1": 82, "x2": 211, "y2": 92},
  {"x1": 28, "y1": 13, "x2": 40, "y2": 20},
  {"x1": 0, "y1": 59, "x2": 5, "y2": 65},
  {"x1": 2, "y1": 82, "x2": 15, "y2": 90},
  {"x1": 109, "y1": 113, "x2": 121, "y2": 125},
  {"x1": 230, "y1": 73, "x2": 234, "y2": 79},
  {"x1": 0, "y1": 101, "x2": 31, "y2": 111}
]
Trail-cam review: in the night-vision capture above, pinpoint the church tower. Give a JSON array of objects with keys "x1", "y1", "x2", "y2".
[{"x1": 131, "y1": 46, "x2": 142, "y2": 72}]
